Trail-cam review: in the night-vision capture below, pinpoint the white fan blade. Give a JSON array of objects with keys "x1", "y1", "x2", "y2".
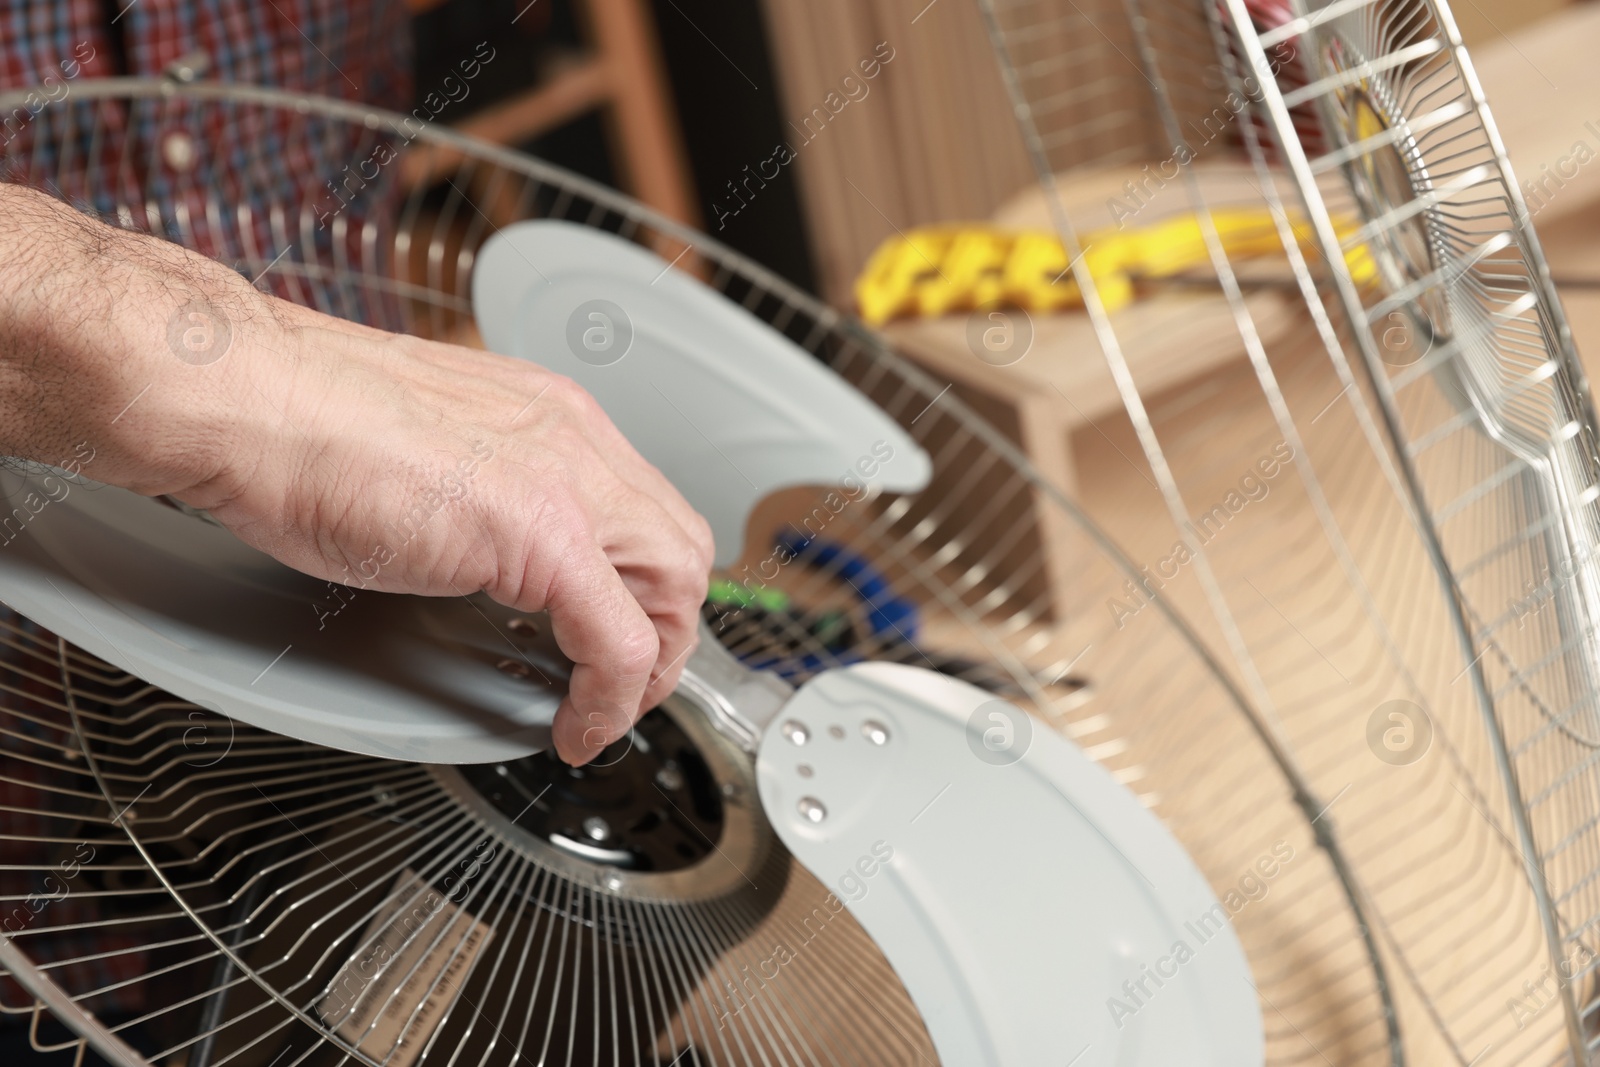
[
  {"x1": 472, "y1": 222, "x2": 932, "y2": 565},
  {"x1": 756, "y1": 662, "x2": 1265, "y2": 1066}
]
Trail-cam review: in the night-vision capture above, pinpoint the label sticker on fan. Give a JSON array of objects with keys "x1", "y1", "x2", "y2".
[{"x1": 316, "y1": 868, "x2": 494, "y2": 1067}]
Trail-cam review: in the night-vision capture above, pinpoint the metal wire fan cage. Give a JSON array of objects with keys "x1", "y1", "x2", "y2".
[
  {"x1": 0, "y1": 0, "x2": 1594, "y2": 1062},
  {"x1": 976, "y1": 0, "x2": 1600, "y2": 1061}
]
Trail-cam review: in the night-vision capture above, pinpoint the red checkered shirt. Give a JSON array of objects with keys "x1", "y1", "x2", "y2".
[{"x1": 1, "y1": 0, "x2": 413, "y2": 305}]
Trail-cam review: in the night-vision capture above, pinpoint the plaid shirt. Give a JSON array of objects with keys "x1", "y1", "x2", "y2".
[
  {"x1": 0, "y1": 0, "x2": 411, "y2": 100},
  {"x1": 0, "y1": 0, "x2": 411, "y2": 1023},
  {"x1": 1, "y1": 0, "x2": 412, "y2": 309}
]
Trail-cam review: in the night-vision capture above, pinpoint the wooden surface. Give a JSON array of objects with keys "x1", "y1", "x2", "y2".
[
  {"x1": 1469, "y1": 3, "x2": 1600, "y2": 224},
  {"x1": 755, "y1": 0, "x2": 1592, "y2": 307},
  {"x1": 881, "y1": 162, "x2": 1304, "y2": 420},
  {"x1": 756, "y1": 0, "x2": 1048, "y2": 306},
  {"x1": 400, "y1": 57, "x2": 613, "y2": 190},
  {"x1": 1450, "y1": 0, "x2": 1569, "y2": 49},
  {"x1": 883, "y1": 285, "x2": 1300, "y2": 425},
  {"x1": 583, "y1": 0, "x2": 700, "y2": 226},
  {"x1": 868, "y1": 0, "x2": 1600, "y2": 434},
  {"x1": 400, "y1": 0, "x2": 699, "y2": 228},
  {"x1": 1535, "y1": 198, "x2": 1600, "y2": 378},
  {"x1": 878, "y1": 162, "x2": 1309, "y2": 620}
]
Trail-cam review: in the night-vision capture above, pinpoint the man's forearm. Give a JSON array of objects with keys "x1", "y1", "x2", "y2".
[
  {"x1": 0, "y1": 182, "x2": 716, "y2": 765},
  {"x1": 0, "y1": 183, "x2": 273, "y2": 496}
]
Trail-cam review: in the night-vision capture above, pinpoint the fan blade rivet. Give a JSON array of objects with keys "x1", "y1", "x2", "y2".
[
  {"x1": 496, "y1": 658, "x2": 533, "y2": 679},
  {"x1": 508, "y1": 617, "x2": 540, "y2": 637},
  {"x1": 583, "y1": 816, "x2": 611, "y2": 841},
  {"x1": 797, "y1": 763, "x2": 814, "y2": 778},
  {"x1": 861, "y1": 720, "x2": 890, "y2": 745},
  {"x1": 828, "y1": 725, "x2": 845, "y2": 740},
  {"x1": 797, "y1": 796, "x2": 827, "y2": 823},
  {"x1": 781, "y1": 720, "x2": 809, "y2": 745},
  {"x1": 655, "y1": 763, "x2": 684, "y2": 790}
]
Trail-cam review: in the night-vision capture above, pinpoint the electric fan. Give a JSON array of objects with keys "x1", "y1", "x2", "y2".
[
  {"x1": 0, "y1": 75, "x2": 1263, "y2": 1067},
  {"x1": 0, "y1": 0, "x2": 1594, "y2": 1061}
]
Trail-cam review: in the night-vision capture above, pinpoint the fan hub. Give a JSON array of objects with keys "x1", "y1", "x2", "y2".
[
  {"x1": 430, "y1": 688, "x2": 772, "y2": 904},
  {"x1": 454, "y1": 706, "x2": 726, "y2": 873}
]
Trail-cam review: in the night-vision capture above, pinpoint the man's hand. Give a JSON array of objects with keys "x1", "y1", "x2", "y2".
[{"x1": 0, "y1": 184, "x2": 714, "y2": 765}]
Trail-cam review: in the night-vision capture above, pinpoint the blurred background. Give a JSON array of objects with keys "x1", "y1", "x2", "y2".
[{"x1": 406, "y1": 0, "x2": 1577, "y2": 308}]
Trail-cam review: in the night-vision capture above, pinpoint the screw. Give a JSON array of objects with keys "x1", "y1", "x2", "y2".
[
  {"x1": 583, "y1": 816, "x2": 611, "y2": 842},
  {"x1": 781, "y1": 720, "x2": 809, "y2": 746},
  {"x1": 496, "y1": 658, "x2": 534, "y2": 679},
  {"x1": 861, "y1": 720, "x2": 890, "y2": 745},
  {"x1": 655, "y1": 762, "x2": 685, "y2": 791},
  {"x1": 797, "y1": 797, "x2": 827, "y2": 823}
]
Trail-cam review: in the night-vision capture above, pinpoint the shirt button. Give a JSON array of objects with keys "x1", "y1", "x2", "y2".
[{"x1": 161, "y1": 131, "x2": 198, "y2": 172}]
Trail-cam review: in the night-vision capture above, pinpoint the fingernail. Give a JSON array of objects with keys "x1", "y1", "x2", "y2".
[
  {"x1": 556, "y1": 738, "x2": 594, "y2": 767},
  {"x1": 554, "y1": 723, "x2": 613, "y2": 767}
]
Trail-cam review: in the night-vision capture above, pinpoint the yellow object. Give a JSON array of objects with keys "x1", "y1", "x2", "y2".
[{"x1": 854, "y1": 209, "x2": 1378, "y2": 327}]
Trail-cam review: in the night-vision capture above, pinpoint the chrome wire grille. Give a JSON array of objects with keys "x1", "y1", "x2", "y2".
[
  {"x1": 0, "y1": 79, "x2": 1397, "y2": 1064},
  {"x1": 983, "y1": 0, "x2": 1600, "y2": 1061},
  {"x1": 1, "y1": 617, "x2": 934, "y2": 1067}
]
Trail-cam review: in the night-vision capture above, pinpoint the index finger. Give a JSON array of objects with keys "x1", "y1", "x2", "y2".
[{"x1": 544, "y1": 542, "x2": 660, "y2": 765}]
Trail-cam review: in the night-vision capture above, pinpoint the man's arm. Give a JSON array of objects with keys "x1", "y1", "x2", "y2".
[{"x1": 0, "y1": 183, "x2": 714, "y2": 765}]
